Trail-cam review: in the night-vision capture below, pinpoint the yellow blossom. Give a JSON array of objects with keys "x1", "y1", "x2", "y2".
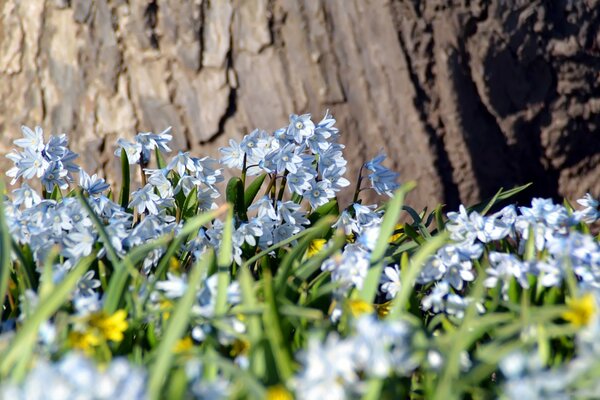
[
  {"x1": 173, "y1": 337, "x2": 194, "y2": 353},
  {"x1": 68, "y1": 330, "x2": 100, "y2": 352},
  {"x1": 89, "y1": 310, "x2": 129, "y2": 342},
  {"x1": 347, "y1": 299, "x2": 374, "y2": 317},
  {"x1": 307, "y1": 239, "x2": 327, "y2": 257},
  {"x1": 563, "y1": 293, "x2": 596, "y2": 327},
  {"x1": 169, "y1": 256, "x2": 181, "y2": 272},
  {"x1": 389, "y1": 223, "x2": 404, "y2": 243},
  {"x1": 265, "y1": 385, "x2": 293, "y2": 400}
]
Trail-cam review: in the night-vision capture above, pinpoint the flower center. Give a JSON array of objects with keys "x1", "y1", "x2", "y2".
[{"x1": 295, "y1": 121, "x2": 304, "y2": 130}]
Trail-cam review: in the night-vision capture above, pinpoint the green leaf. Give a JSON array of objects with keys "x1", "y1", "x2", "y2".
[
  {"x1": 262, "y1": 269, "x2": 294, "y2": 381},
  {"x1": 242, "y1": 227, "x2": 317, "y2": 270},
  {"x1": 155, "y1": 147, "x2": 166, "y2": 169},
  {"x1": 308, "y1": 199, "x2": 339, "y2": 224},
  {"x1": 471, "y1": 183, "x2": 532, "y2": 215},
  {"x1": 148, "y1": 249, "x2": 213, "y2": 400},
  {"x1": 180, "y1": 186, "x2": 198, "y2": 221},
  {"x1": 389, "y1": 233, "x2": 448, "y2": 318},
  {"x1": 0, "y1": 181, "x2": 12, "y2": 312},
  {"x1": 119, "y1": 149, "x2": 131, "y2": 210},
  {"x1": 244, "y1": 173, "x2": 267, "y2": 208},
  {"x1": 274, "y1": 216, "x2": 336, "y2": 293},
  {"x1": 226, "y1": 177, "x2": 248, "y2": 221},
  {"x1": 359, "y1": 183, "x2": 414, "y2": 303},
  {"x1": 215, "y1": 207, "x2": 234, "y2": 316},
  {"x1": 238, "y1": 266, "x2": 266, "y2": 378},
  {"x1": 49, "y1": 184, "x2": 62, "y2": 201}
]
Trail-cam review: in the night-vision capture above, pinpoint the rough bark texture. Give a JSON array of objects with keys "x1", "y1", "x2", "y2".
[{"x1": 0, "y1": 0, "x2": 598, "y2": 209}]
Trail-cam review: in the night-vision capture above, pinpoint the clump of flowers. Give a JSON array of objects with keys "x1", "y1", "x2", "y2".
[{"x1": 0, "y1": 111, "x2": 599, "y2": 399}]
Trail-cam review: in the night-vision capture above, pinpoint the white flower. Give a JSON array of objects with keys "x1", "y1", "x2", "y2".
[{"x1": 381, "y1": 264, "x2": 401, "y2": 299}]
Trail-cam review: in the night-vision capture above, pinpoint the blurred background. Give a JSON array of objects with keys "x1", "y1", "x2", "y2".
[{"x1": 0, "y1": 0, "x2": 598, "y2": 210}]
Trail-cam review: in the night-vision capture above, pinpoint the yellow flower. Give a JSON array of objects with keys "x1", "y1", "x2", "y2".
[
  {"x1": 69, "y1": 330, "x2": 100, "y2": 352},
  {"x1": 375, "y1": 300, "x2": 392, "y2": 318},
  {"x1": 169, "y1": 256, "x2": 181, "y2": 272},
  {"x1": 307, "y1": 239, "x2": 327, "y2": 257},
  {"x1": 389, "y1": 223, "x2": 404, "y2": 243},
  {"x1": 265, "y1": 385, "x2": 293, "y2": 400},
  {"x1": 563, "y1": 293, "x2": 596, "y2": 327},
  {"x1": 347, "y1": 299, "x2": 374, "y2": 317},
  {"x1": 89, "y1": 310, "x2": 129, "y2": 342},
  {"x1": 173, "y1": 337, "x2": 194, "y2": 353}
]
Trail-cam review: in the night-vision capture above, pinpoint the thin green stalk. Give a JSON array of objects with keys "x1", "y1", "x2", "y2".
[{"x1": 148, "y1": 250, "x2": 213, "y2": 400}]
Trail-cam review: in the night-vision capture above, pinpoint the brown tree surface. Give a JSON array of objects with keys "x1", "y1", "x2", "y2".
[{"x1": 0, "y1": 0, "x2": 598, "y2": 209}]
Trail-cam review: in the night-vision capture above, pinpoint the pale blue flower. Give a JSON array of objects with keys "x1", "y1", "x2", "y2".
[
  {"x1": 129, "y1": 184, "x2": 161, "y2": 215},
  {"x1": 79, "y1": 169, "x2": 109, "y2": 196},
  {"x1": 167, "y1": 151, "x2": 196, "y2": 176},
  {"x1": 236, "y1": 221, "x2": 263, "y2": 247},
  {"x1": 273, "y1": 143, "x2": 303, "y2": 173},
  {"x1": 286, "y1": 168, "x2": 314, "y2": 195},
  {"x1": 239, "y1": 129, "x2": 262, "y2": 157},
  {"x1": 12, "y1": 184, "x2": 41, "y2": 208},
  {"x1": 304, "y1": 180, "x2": 335, "y2": 209},
  {"x1": 576, "y1": 193, "x2": 600, "y2": 223},
  {"x1": 63, "y1": 227, "x2": 96, "y2": 259},
  {"x1": 14, "y1": 125, "x2": 45, "y2": 152},
  {"x1": 41, "y1": 161, "x2": 69, "y2": 192},
  {"x1": 380, "y1": 264, "x2": 401, "y2": 299},
  {"x1": 114, "y1": 138, "x2": 142, "y2": 164},
  {"x1": 219, "y1": 139, "x2": 245, "y2": 169},
  {"x1": 44, "y1": 134, "x2": 68, "y2": 160},
  {"x1": 156, "y1": 272, "x2": 188, "y2": 299},
  {"x1": 13, "y1": 148, "x2": 49, "y2": 181},
  {"x1": 146, "y1": 169, "x2": 173, "y2": 198},
  {"x1": 75, "y1": 270, "x2": 101, "y2": 297},
  {"x1": 287, "y1": 113, "x2": 315, "y2": 144},
  {"x1": 484, "y1": 252, "x2": 529, "y2": 299},
  {"x1": 135, "y1": 126, "x2": 172, "y2": 163},
  {"x1": 365, "y1": 153, "x2": 400, "y2": 197}
]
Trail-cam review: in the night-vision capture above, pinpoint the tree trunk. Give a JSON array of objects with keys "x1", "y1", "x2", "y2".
[{"x1": 1, "y1": 0, "x2": 598, "y2": 209}]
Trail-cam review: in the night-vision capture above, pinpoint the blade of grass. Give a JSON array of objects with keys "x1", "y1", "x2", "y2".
[
  {"x1": 274, "y1": 215, "x2": 336, "y2": 293},
  {"x1": 0, "y1": 181, "x2": 12, "y2": 311},
  {"x1": 359, "y1": 183, "x2": 415, "y2": 302},
  {"x1": 238, "y1": 266, "x2": 266, "y2": 378},
  {"x1": 389, "y1": 233, "x2": 448, "y2": 318},
  {"x1": 119, "y1": 149, "x2": 131, "y2": 210},
  {"x1": 263, "y1": 269, "x2": 294, "y2": 381},
  {"x1": 244, "y1": 173, "x2": 267, "y2": 208},
  {"x1": 215, "y1": 207, "x2": 234, "y2": 315},
  {"x1": 242, "y1": 225, "x2": 323, "y2": 270},
  {"x1": 148, "y1": 249, "x2": 213, "y2": 400}
]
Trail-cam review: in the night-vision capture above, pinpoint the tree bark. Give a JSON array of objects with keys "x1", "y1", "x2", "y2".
[{"x1": 0, "y1": 0, "x2": 598, "y2": 209}]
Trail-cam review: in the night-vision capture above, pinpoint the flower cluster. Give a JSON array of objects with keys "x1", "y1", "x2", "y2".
[{"x1": 1, "y1": 110, "x2": 599, "y2": 399}]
